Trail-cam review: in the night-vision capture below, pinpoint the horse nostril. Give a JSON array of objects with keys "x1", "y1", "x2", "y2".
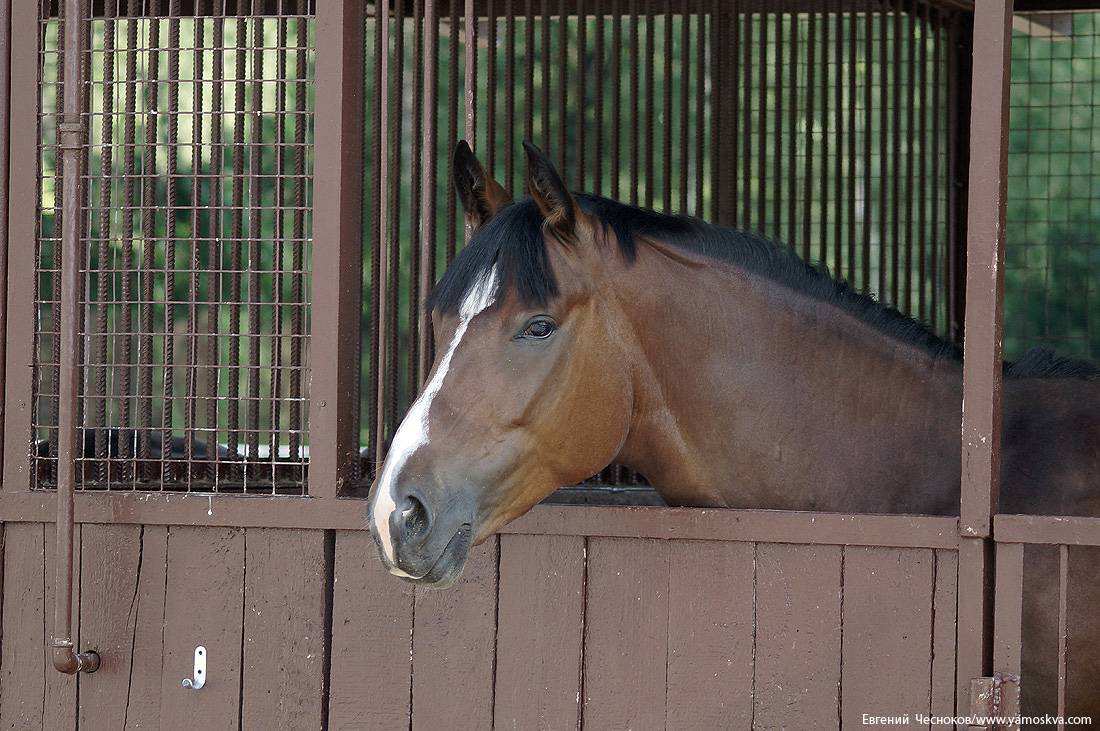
[{"x1": 398, "y1": 494, "x2": 431, "y2": 542}]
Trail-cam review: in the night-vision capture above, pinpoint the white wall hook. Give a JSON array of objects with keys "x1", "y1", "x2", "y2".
[{"x1": 181, "y1": 646, "x2": 207, "y2": 690}]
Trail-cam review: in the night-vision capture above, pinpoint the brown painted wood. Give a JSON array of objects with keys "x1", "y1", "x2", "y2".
[
  {"x1": 241, "y1": 528, "x2": 327, "y2": 728},
  {"x1": 583, "y1": 537, "x2": 669, "y2": 730},
  {"x1": 931, "y1": 549, "x2": 959, "y2": 718},
  {"x1": 114, "y1": 525, "x2": 169, "y2": 731},
  {"x1": 0, "y1": 523, "x2": 45, "y2": 728},
  {"x1": 410, "y1": 537, "x2": 499, "y2": 730},
  {"x1": 0, "y1": 495, "x2": 960, "y2": 548},
  {"x1": 43, "y1": 523, "x2": 79, "y2": 731},
  {"x1": 328, "y1": 531, "x2": 414, "y2": 730},
  {"x1": 77, "y1": 524, "x2": 143, "y2": 728},
  {"x1": 993, "y1": 541, "x2": 1024, "y2": 717},
  {"x1": 995, "y1": 515, "x2": 1100, "y2": 547},
  {"x1": 493, "y1": 534, "x2": 585, "y2": 729},
  {"x1": 159, "y1": 526, "x2": 246, "y2": 729},
  {"x1": 665, "y1": 540, "x2": 754, "y2": 729},
  {"x1": 753, "y1": 543, "x2": 843, "y2": 729},
  {"x1": 840, "y1": 547, "x2": 934, "y2": 727}
]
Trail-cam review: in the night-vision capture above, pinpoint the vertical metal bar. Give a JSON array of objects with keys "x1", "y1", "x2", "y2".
[
  {"x1": 644, "y1": 1, "x2": 654, "y2": 209},
  {"x1": 419, "y1": 0, "x2": 439, "y2": 382},
  {"x1": 801, "y1": 2, "x2": 814, "y2": 261},
  {"x1": 819, "y1": 0, "x2": 829, "y2": 265},
  {"x1": 756, "y1": 3, "x2": 766, "y2": 233},
  {"x1": 832, "y1": 0, "x2": 842, "y2": 277},
  {"x1": 786, "y1": 6, "x2": 797, "y2": 245},
  {"x1": 270, "y1": 9, "x2": 287, "y2": 486},
  {"x1": 558, "y1": 0, "x2": 567, "y2": 172},
  {"x1": 577, "y1": 0, "x2": 587, "y2": 189},
  {"x1": 594, "y1": 1, "x2": 604, "y2": 193},
  {"x1": 367, "y1": 0, "x2": 385, "y2": 474},
  {"x1": 447, "y1": 0, "x2": 460, "y2": 263},
  {"x1": 228, "y1": 4, "x2": 246, "y2": 467},
  {"x1": 629, "y1": 0, "x2": 638, "y2": 205},
  {"x1": 957, "y1": 0, "x2": 1013, "y2": 712},
  {"x1": 207, "y1": 6, "x2": 224, "y2": 483},
  {"x1": 504, "y1": 0, "x2": 515, "y2": 190},
  {"x1": 389, "y1": 0, "x2": 405, "y2": 441},
  {"x1": 904, "y1": 0, "x2": 916, "y2": 315},
  {"x1": 375, "y1": 0, "x2": 392, "y2": 467},
  {"x1": 311, "y1": 0, "x2": 364, "y2": 499},
  {"x1": 50, "y1": 0, "x2": 98, "y2": 675},
  {"x1": 709, "y1": 0, "x2": 723, "y2": 223},
  {"x1": 524, "y1": 0, "x2": 534, "y2": 151},
  {"x1": 541, "y1": 0, "x2": 550, "y2": 152},
  {"x1": 661, "y1": 0, "x2": 671, "y2": 212},
  {"x1": 861, "y1": 5, "x2": 871, "y2": 293},
  {"x1": 186, "y1": 3, "x2": 205, "y2": 484},
  {"x1": 741, "y1": 0, "x2": 751, "y2": 228},
  {"x1": 93, "y1": 2, "x2": 116, "y2": 480},
  {"x1": 678, "y1": 0, "x2": 687, "y2": 213},
  {"x1": 878, "y1": 0, "x2": 888, "y2": 300},
  {"x1": 948, "y1": 10, "x2": 972, "y2": 345},
  {"x1": 917, "y1": 0, "x2": 928, "y2": 323},
  {"x1": 161, "y1": 3, "x2": 181, "y2": 486},
  {"x1": 246, "y1": 5, "x2": 264, "y2": 479},
  {"x1": 138, "y1": 5, "x2": 161, "y2": 477},
  {"x1": 846, "y1": 7, "x2": 855, "y2": 284},
  {"x1": 773, "y1": 10, "x2": 783, "y2": 240},
  {"x1": 408, "y1": 0, "x2": 423, "y2": 397},
  {"x1": 694, "y1": 1, "x2": 704, "y2": 216},
  {"x1": 931, "y1": 9, "x2": 942, "y2": 334},
  {"x1": 890, "y1": 0, "x2": 901, "y2": 306},
  {"x1": 1057, "y1": 543, "x2": 1069, "y2": 725},
  {"x1": 610, "y1": 0, "x2": 620, "y2": 200},
  {"x1": 487, "y1": 0, "x2": 497, "y2": 170},
  {"x1": 465, "y1": 0, "x2": 477, "y2": 147}
]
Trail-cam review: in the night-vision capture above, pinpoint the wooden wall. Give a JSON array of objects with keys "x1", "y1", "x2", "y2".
[{"x1": 0, "y1": 523, "x2": 959, "y2": 729}]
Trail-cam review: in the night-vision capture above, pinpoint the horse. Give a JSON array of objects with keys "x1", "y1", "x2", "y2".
[{"x1": 367, "y1": 140, "x2": 1100, "y2": 716}]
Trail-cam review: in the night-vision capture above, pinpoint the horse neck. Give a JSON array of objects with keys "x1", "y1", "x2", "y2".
[{"x1": 611, "y1": 242, "x2": 963, "y2": 514}]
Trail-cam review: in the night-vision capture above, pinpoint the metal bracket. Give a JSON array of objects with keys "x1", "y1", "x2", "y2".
[
  {"x1": 970, "y1": 672, "x2": 1021, "y2": 719},
  {"x1": 181, "y1": 646, "x2": 207, "y2": 690}
]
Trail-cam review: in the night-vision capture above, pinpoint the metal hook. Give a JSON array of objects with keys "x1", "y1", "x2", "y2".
[{"x1": 181, "y1": 646, "x2": 207, "y2": 690}]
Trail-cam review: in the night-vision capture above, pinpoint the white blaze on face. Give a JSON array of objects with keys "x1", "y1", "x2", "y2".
[{"x1": 370, "y1": 266, "x2": 499, "y2": 576}]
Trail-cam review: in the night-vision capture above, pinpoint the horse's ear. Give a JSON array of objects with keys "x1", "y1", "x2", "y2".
[
  {"x1": 522, "y1": 140, "x2": 576, "y2": 238},
  {"x1": 453, "y1": 140, "x2": 511, "y2": 230}
]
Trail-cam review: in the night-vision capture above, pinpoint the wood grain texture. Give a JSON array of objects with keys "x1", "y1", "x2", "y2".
[
  {"x1": 666, "y1": 539, "x2": 754, "y2": 730},
  {"x1": 328, "y1": 531, "x2": 414, "y2": 730},
  {"x1": 116, "y1": 525, "x2": 168, "y2": 731},
  {"x1": 753, "y1": 543, "x2": 843, "y2": 729},
  {"x1": 240, "y1": 528, "x2": 327, "y2": 729},
  {"x1": 493, "y1": 534, "x2": 585, "y2": 730},
  {"x1": 159, "y1": 526, "x2": 245, "y2": 730},
  {"x1": 583, "y1": 537, "x2": 669, "y2": 731},
  {"x1": 43, "y1": 523, "x2": 79, "y2": 731},
  {"x1": 930, "y1": 549, "x2": 959, "y2": 717},
  {"x1": 410, "y1": 536, "x2": 499, "y2": 731},
  {"x1": 76, "y1": 523, "x2": 143, "y2": 728},
  {"x1": 0, "y1": 523, "x2": 45, "y2": 729},
  {"x1": 840, "y1": 547, "x2": 934, "y2": 727}
]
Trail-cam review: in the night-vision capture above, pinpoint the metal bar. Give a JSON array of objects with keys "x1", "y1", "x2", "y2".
[
  {"x1": 861, "y1": 4, "x2": 872, "y2": 292},
  {"x1": 51, "y1": 0, "x2": 99, "y2": 675},
  {"x1": 832, "y1": 0, "x2": 842, "y2": 277},
  {"x1": 524, "y1": 0, "x2": 534, "y2": 154},
  {"x1": 593, "y1": 1, "x2": 604, "y2": 193},
  {"x1": 408, "y1": 0, "x2": 424, "y2": 395},
  {"x1": 802, "y1": 1, "x2": 815, "y2": 260},
  {"x1": 0, "y1": 0, "x2": 8, "y2": 482},
  {"x1": 890, "y1": 0, "x2": 901, "y2": 306},
  {"x1": 289, "y1": 1, "x2": 308, "y2": 467},
  {"x1": 904, "y1": 0, "x2": 916, "y2": 314},
  {"x1": 207, "y1": 7, "x2": 225, "y2": 484},
  {"x1": 487, "y1": 0, "x2": 497, "y2": 169},
  {"x1": 610, "y1": 0, "x2": 620, "y2": 200},
  {"x1": 419, "y1": 0, "x2": 439, "y2": 382},
  {"x1": 186, "y1": 1, "x2": 205, "y2": 484},
  {"x1": 878, "y1": 0, "x2": 888, "y2": 299},
  {"x1": 227, "y1": 5, "x2": 246, "y2": 467},
  {"x1": 931, "y1": 9, "x2": 942, "y2": 333},
  {"x1": 367, "y1": 1, "x2": 384, "y2": 475},
  {"x1": 505, "y1": 0, "x2": 515, "y2": 189},
  {"x1": 269, "y1": 10, "x2": 287, "y2": 487},
  {"x1": 310, "y1": 0, "x2": 364, "y2": 498},
  {"x1": 787, "y1": 8, "x2": 797, "y2": 244},
  {"x1": 917, "y1": 0, "x2": 928, "y2": 322},
  {"x1": 162, "y1": 3, "x2": 181, "y2": 486},
  {"x1": 773, "y1": 11, "x2": 783, "y2": 239},
  {"x1": 694, "y1": 1, "x2": 703, "y2": 216},
  {"x1": 446, "y1": 0, "x2": 459, "y2": 263},
  {"x1": 578, "y1": 0, "x2": 587, "y2": 189},
  {"x1": 757, "y1": 3, "x2": 766, "y2": 233},
  {"x1": 846, "y1": 6, "x2": 855, "y2": 283},
  {"x1": 662, "y1": 0, "x2": 671, "y2": 212},
  {"x1": 629, "y1": 0, "x2": 638, "y2": 205},
  {"x1": 0, "y1": 0, "x2": 36, "y2": 492},
  {"x1": 948, "y1": 10, "x2": 972, "y2": 344},
  {"x1": 819, "y1": 0, "x2": 829, "y2": 264},
  {"x1": 644, "y1": 1, "x2": 654, "y2": 209},
  {"x1": 709, "y1": 0, "x2": 722, "y2": 223},
  {"x1": 375, "y1": 0, "x2": 392, "y2": 467},
  {"x1": 740, "y1": 0, "x2": 751, "y2": 228},
  {"x1": 246, "y1": 6, "x2": 264, "y2": 480},
  {"x1": 464, "y1": 0, "x2": 477, "y2": 148},
  {"x1": 542, "y1": 0, "x2": 550, "y2": 154},
  {"x1": 678, "y1": 0, "x2": 688, "y2": 213},
  {"x1": 558, "y1": 0, "x2": 568, "y2": 172}
]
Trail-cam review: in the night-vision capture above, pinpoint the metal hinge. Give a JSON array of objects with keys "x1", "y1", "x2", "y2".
[{"x1": 969, "y1": 673, "x2": 1021, "y2": 729}]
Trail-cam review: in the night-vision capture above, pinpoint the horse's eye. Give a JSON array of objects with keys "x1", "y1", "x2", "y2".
[{"x1": 519, "y1": 318, "x2": 557, "y2": 340}]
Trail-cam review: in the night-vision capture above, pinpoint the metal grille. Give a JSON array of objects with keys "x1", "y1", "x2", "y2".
[
  {"x1": 1006, "y1": 11, "x2": 1100, "y2": 361},
  {"x1": 360, "y1": 0, "x2": 967, "y2": 488},
  {"x1": 33, "y1": 1, "x2": 316, "y2": 493}
]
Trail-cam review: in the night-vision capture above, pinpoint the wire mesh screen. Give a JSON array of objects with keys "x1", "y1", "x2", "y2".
[
  {"x1": 33, "y1": 1, "x2": 316, "y2": 493},
  {"x1": 359, "y1": 0, "x2": 966, "y2": 490},
  {"x1": 1006, "y1": 12, "x2": 1100, "y2": 361}
]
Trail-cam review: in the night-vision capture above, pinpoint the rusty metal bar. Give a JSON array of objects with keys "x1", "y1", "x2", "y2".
[
  {"x1": 247, "y1": 7, "x2": 264, "y2": 477},
  {"x1": 861, "y1": 5, "x2": 871, "y2": 291},
  {"x1": 227, "y1": 6, "x2": 246, "y2": 467},
  {"x1": 846, "y1": 7, "x2": 855, "y2": 282},
  {"x1": 609, "y1": 0, "x2": 620, "y2": 200},
  {"x1": 832, "y1": 0, "x2": 842, "y2": 276},
  {"x1": 773, "y1": 11, "x2": 782, "y2": 238},
  {"x1": 644, "y1": 2, "x2": 654, "y2": 209},
  {"x1": 801, "y1": 2, "x2": 814, "y2": 260},
  {"x1": 541, "y1": 0, "x2": 550, "y2": 155},
  {"x1": 593, "y1": 2, "x2": 604, "y2": 192},
  {"x1": 662, "y1": 0, "x2": 671, "y2": 212},
  {"x1": 310, "y1": 0, "x2": 364, "y2": 497},
  {"x1": 163, "y1": 3, "x2": 181, "y2": 485},
  {"x1": 504, "y1": 0, "x2": 515, "y2": 188},
  {"x1": 186, "y1": 1, "x2": 205, "y2": 483},
  {"x1": 367, "y1": 0, "x2": 385, "y2": 473},
  {"x1": 419, "y1": 0, "x2": 439, "y2": 381},
  {"x1": 786, "y1": 8, "x2": 797, "y2": 243},
  {"x1": 558, "y1": 0, "x2": 567, "y2": 172},
  {"x1": 92, "y1": 1, "x2": 115, "y2": 481},
  {"x1": 694, "y1": 1, "x2": 703, "y2": 216},
  {"x1": 629, "y1": 0, "x2": 638, "y2": 205},
  {"x1": 269, "y1": 9, "x2": 287, "y2": 485},
  {"x1": 446, "y1": 0, "x2": 460, "y2": 262},
  {"x1": 408, "y1": 0, "x2": 424, "y2": 395},
  {"x1": 957, "y1": 0, "x2": 1013, "y2": 712},
  {"x1": 375, "y1": 0, "x2": 393, "y2": 467},
  {"x1": 524, "y1": 0, "x2": 534, "y2": 155},
  {"x1": 904, "y1": 0, "x2": 916, "y2": 315},
  {"x1": 917, "y1": 0, "x2": 928, "y2": 322},
  {"x1": 756, "y1": 4, "x2": 766, "y2": 232},
  {"x1": 930, "y1": 9, "x2": 942, "y2": 333},
  {"x1": 51, "y1": 0, "x2": 99, "y2": 675},
  {"x1": 878, "y1": 0, "x2": 887, "y2": 299},
  {"x1": 206, "y1": 9, "x2": 224, "y2": 480},
  {"x1": 578, "y1": 0, "x2": 587, "y2": 189},
  {"x1": 678, "y1": 0, "x2": 688, "y2": 213},
  {"x1": 819, "y1": 0, "x2": 829, "y2": 263},
  {"x1": 740, "y1": 1, "x2": 751, "y2": 228}
]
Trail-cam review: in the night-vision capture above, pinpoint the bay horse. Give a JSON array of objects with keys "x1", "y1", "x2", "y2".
[{"x1": 367, "y1": 140, "x2": 1100, "y2": 716}]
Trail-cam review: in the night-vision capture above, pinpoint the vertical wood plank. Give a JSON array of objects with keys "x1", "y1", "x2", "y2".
[
  {"x1": 0, "y1": 523, "x2": 45, "y2": 728},
  {"x1": 328, "y1": 531, "x2": 414, "y2": 730},
  {"x1": 930, "y1": 549, "x2": 959, "y2": 717},
  {"x1": 116, "y1": 525, "x2": 168, "y2": 731},
  {"x1": 993, "y1": 541, "x2": 1024, "y2": 716},
  {"x1": 43, "y1": 523, "x2": 79, "y2": 731},
  {"x1": 665, "y1": 540, "x2": 754, "y2": 730},
  {"x1": 754, "y1": 543, "x2": 842, "y2": 730},
  {"x1": 241, "y1": 528, "x2": 327, "y2": 729},
  {"x1": 159, "y1": 526, "x2": 245, "y2": 729},
  {"x1": 493, "y1": 534, "x2": 585, "y2": 730},
  {"x1": 411, "y1": 536, "x2": 499, "y2": 730},
  {"x1": 583, "y1": 537, "x2": 669, "y2": 731},
  {"x1": 840, "y1": 547, "x2": 934, "y2": 727},
  {"x1": 76, "y1": 524, "x2": 143, "y2": 728}
]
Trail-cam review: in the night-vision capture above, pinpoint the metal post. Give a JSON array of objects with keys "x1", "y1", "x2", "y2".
[
  {"x1": 956, "y1": 0, "x2": 1013, "y2": 713},
  {"x1": 51, "y1": 0, "x2": 99, "y2": 675}
]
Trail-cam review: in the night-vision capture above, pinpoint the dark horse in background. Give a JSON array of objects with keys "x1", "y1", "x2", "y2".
[{"x1": 367, "y1": 141, "x2": 1100, "y2": 716}]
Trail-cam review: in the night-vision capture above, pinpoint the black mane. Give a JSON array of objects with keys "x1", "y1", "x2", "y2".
[{"x1": 429, "y1": 193, "x2": 1098, "y2": 380}]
